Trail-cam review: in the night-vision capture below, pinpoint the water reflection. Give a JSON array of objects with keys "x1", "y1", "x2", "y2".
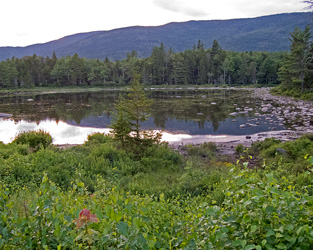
[
  {"x1": 0, "y1": 89, "x2": 288, "y2": 144},
  {"x1": 0, "y1": 119, "x2": 109, "y2": 144}
]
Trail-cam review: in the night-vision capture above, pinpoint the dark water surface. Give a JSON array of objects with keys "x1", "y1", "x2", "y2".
[{"x1": 0, "y1": 88, "x2": 286, "y2": 144}]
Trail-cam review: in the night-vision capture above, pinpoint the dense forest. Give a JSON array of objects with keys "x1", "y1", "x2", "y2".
[{"x1": 0, "y1": 40, "x2": 284, "y2": 88}]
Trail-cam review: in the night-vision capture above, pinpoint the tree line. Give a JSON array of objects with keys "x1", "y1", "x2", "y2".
[{"x1": 0, "y1": 40, "x2": 285, "y2": 89}]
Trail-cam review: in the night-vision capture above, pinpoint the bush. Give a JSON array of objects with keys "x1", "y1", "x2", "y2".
[
  {"x1": 85, "y1": 133, "x2": 112, "y2": 145},
  {"x1": 186, "y1": 142, "x2": 217, "y2": 158},
  {"x1": 235, "y1": 144, "x2": 244, "y2": 154},
  {"x1": 12, "y1": 130, "x2": 52, "y2": 150}
]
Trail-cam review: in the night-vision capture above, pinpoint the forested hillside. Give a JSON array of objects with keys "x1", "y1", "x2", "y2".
[
  {"x1": 0, "y1": 12, "x2": 311, "y2": 61},
  {"x1": 0, "y1": 40, "x2": 284, "y2": 88}
]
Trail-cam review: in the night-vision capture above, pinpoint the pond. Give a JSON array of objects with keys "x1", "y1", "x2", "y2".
[{"x1": 0, "y1": 88, "x2": 304, "y2": 145}]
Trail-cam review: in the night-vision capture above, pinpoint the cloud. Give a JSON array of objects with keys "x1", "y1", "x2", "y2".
[
  {"x1": 152, "y1": 0, "x2": 209, "y2": 17},
  {"x1": 153, "y1": 0, "x2": 181, "y2": 12},
  {"x1": 224, "y1": 0, "x2": 306, "y2": 18}
]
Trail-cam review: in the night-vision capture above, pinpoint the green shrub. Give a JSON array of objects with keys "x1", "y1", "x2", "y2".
[
  {"x1": 302, "y1": 133, "x2": 313, "y2": 141},
  {"x1": 85, "y1": 133, "x2": 112, "y2": 145},
  {"x1": 186, "y1": 142, "x2": 217, "y2": 158},
  {"x1": 12, "y1": 130, "x2": 52, "y2": 150},
  {"x1": 251, "y1": 138, "x2": 281, "y2": 152},
  {"x1": 0, "y1": 142, "x2": 29, "y2": 159},
  {"x1": 235, "y1": 144, "x2": 244, "y2": 154},
  {"x1": 89, "y1": 144, "x2": 129, "y2": 166}
]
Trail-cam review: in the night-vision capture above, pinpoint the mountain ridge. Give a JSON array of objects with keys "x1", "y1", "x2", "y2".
[{"x1": 0, "y1": 12, "x2": 312, "y2": 61}]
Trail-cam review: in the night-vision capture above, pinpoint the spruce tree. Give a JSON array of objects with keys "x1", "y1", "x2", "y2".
[
  {"x1": 110, "y1": 71, "x2": 157, "y2": 151},
  {"x1": 110, "y1": 96, "x2": 132, "y2": 146},
  {"x1": 279, "y1": 25, "x2": 313, "y2": 93}
]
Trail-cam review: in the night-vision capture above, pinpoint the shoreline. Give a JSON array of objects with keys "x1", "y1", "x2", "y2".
[{"x1": 56, "y1": 129, "x2": 312, "y2": 155}]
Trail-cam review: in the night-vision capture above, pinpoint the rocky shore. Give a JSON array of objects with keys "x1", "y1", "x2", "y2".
[{"x1": 170, "y1": 88, "x2": 313, "y2": 155}]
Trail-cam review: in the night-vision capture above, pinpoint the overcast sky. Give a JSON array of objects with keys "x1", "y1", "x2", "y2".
[{"x1": 0, "y1": 0, "x2": 309, "y2": 47}]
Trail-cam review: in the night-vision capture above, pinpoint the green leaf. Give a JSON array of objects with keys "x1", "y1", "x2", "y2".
[
  {"x1": 238, "y1": 179, "x2": 248, "y2": 186},
  {"x1": 77, "y1": 182, "x2": 84, "y2": 188},
  {"x1": 117, "y1": 221, "x2": 129, "y2": 237},
  {"x1": 297, "y1": 226, "x2": 303, "y2": 235},
  {"x1": 232, "y1": 240, "x2": 243, "y2": 247},
  {"x1": 284, "y1": 235, "x2": 297, "y2": 244},
  {"x1": 104, "y1": 205, "x2": 111, "y2": 218},
  {"x1": 224, "y1": 215, "x2": 236, "y2": 222},
  {"x1": 276, "y1": 243, "x2": 287, "y2": 249},
  {"x1": 265, "y1": 205, "x2": 275, "y2": 214},
  {"x1": 74, "y1": 231, "x2": 85, "y2": 242},
  {"x1": 242, "y1": 214, "x2": 251, "y2": 223},
  {"x1": 254, "y1": 189, "x2": 264, "y2": 197},
  {"x1": 115, "y1": 211, "x2": 123, "y2": 222},
  {"x1": 245, "y1": 244, "x2": 257, "y2": 250},
  {"x1": 56, "y1": 204, "x2": 62, "y2": 213},
  {"x1": 205, "y1": 207, "x2": 215, "y2": 216},
  {"x1": 266, "y1": 230, "x2": 275, "y2": 237},
  {"x1": 242, "y1": 240, "x2": 247, "y2": 248},
  {"x1": 251, "y1": 225, "x2": 258, "y2": 233},
  {"x1": 265, "y1": 173, "x2": 274, "y2": 181},
  {"x1": 133, "y1": 217, "x2": 141, "y2": 228},
  {"x1": 286, "y1": 224, "x2": 294, "y2": 233},
  {"x1": 307, "y1": 156, "x2": 313, "y2": 165},
  {"x1": 262, "y1": 239, "x2": 267, "y2": 246}
]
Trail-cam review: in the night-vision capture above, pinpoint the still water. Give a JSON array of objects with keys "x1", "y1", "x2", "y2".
[{"x1": 0, "y1": 89, "x2": 286, "y2": 144}]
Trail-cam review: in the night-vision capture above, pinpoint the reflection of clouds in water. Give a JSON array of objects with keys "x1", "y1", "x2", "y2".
[
  {"x1": 16, "y1": 121, "x2": 37, "y2": 131},
  {"x1": 0, "y1": 119, "x2": 201, "y2": 145},
  {"x1": 36, "y1": 120, "x2": 110, "y2": 145},
  {"x1": 61, "y1": 126, "x2": 81, "y2": 137},
  {"x1": 0, "y1": 119, "x2": 24, "y2": 143},
  {"x1": 160, "y1": 131, "x2": 192, "y2": 142},
  {"x1": 0, "y1": 118, "x2": 110, "y2": 144}
]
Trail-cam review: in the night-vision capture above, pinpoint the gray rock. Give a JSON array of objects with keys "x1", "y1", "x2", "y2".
[{"x1": 0, "y1": 113, "x2": 12, "y2": 118}]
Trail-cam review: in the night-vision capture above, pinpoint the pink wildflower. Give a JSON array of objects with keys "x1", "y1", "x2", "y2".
[{"x1": 73, "y1": 208, "x2": 99, "y2": 228}]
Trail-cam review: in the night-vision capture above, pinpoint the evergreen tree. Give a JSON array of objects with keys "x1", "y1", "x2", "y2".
[
  {"x1": 126, "y1": 71, "x2": 152, "y2": 139},
  {"x1": 279, "y1": 25, "x2": 313, "y2": 92},
  {"x1": 110, "y1": 96, "x2": 132, "y2": 146},
  {"x1": 110, "y1": 71, "x2": 155, "y2": 150}
]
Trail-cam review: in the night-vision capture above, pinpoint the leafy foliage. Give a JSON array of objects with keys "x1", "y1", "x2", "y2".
[
  {"x1": 12, "y1": 130, "x2": 52, "y2": 151},
  {"x1": 1, "y1": 132, "x2": 313, "y2": 248}
]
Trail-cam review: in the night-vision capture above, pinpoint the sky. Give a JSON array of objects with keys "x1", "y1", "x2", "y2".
[{"x1": 0, "y1": 0, "x2": 309, "y2": 47}]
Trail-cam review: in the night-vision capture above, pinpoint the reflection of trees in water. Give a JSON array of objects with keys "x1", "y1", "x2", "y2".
[
  {"x1": 0, "y1": 89, "x2": 256, "y2": 132},
  {"x1": 0, "y1": 91, "x2": 121, "y2": 124},
  {"x1": 150, "y1": 89, "x2": 253, "y2": 132}
]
